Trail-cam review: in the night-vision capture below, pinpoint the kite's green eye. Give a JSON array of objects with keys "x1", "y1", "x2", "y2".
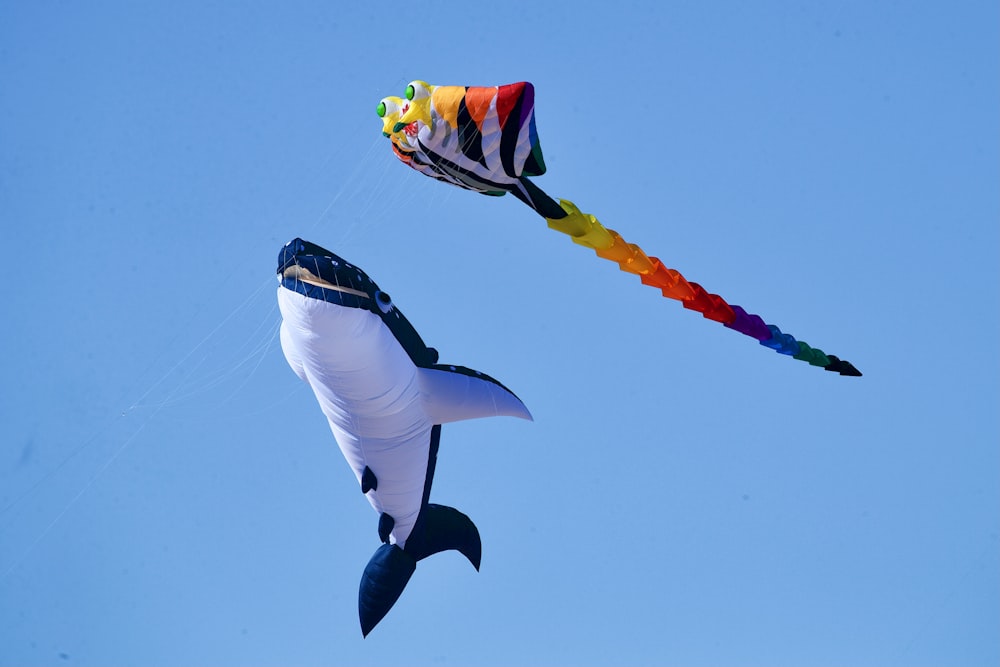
[
  {"x1": 405, "y1": 84, "x2": 415, "y2": 101},
  {"x1": 376, "y1": 101, "x2": 386, "y2": 118}
]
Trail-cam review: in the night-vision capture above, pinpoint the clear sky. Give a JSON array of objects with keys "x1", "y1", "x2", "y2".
[{"x1": 1, "y1": 2, "x2": 997, "y2": 665}]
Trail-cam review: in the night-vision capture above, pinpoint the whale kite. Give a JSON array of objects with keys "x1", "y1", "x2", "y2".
[{"x1": 276, "y1": 238, "x2": 532, "y2": 636}]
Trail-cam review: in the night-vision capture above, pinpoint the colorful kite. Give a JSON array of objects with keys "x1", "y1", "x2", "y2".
[
  {"x1": 377, "y1": 80, "x2": 862, "y2": 376},
  {"x1": 277, "y1": 238, "x2": 532, "y2": 636}
]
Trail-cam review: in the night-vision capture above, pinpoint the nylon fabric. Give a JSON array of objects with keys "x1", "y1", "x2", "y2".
[{"x1": 278, "y1": 286, "x2": 428, "y2": 546}]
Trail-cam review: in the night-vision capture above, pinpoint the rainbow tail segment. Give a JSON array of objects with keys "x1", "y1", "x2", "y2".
[{"x1": 545, "y1": 199, "x2": 862, "y2": 377}]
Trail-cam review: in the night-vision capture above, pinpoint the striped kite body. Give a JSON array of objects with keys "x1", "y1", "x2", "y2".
[{"x1": 379, "y1": 81, "x2": 545, "y2": 196}]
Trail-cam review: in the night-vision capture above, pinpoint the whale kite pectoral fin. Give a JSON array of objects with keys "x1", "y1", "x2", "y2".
[
  {"x1": 418, "y1": 366, "x2": 532, "y2": 424},
  {"x1": 359, "y1": 543, "x2": 417, "y2": 637},
  {"x1": 405, "y1": 504, "x2": 482, "y2": 570}
]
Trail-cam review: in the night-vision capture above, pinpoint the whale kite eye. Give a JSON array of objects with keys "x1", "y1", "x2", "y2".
[
  {"x1": 375, "y1": 290, "x2": 393, "y2": 314},
  {"x1": 405, "y1": 84, "x2": 415, "y2": 101},
  {"x1": 376, "y1": 101, "x2": 386, "y2": 118}
]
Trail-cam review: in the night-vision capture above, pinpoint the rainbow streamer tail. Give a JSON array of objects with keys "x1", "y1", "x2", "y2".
[{"x1": 513, "y1": 180, "x2": 861, "y2": 377}]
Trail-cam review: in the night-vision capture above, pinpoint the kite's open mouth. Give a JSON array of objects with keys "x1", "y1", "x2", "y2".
[
  {"x1": 392, "y1": 120, "x2": 418, "y2": 135},
  {"x1": 282, "y1": 265, "x2": 369, "y2": 298}
]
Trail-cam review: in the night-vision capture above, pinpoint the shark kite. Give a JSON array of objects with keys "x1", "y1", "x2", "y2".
[{"x1": 377, "y1": 80, "x2": 862, "y2": 376}]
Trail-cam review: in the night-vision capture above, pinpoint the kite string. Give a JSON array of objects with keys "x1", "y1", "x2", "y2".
[
  {"x1": 2, "y1": 413, "x2": 151, "y2": 580},
  {"x1": 0, "y1": 281, "x2": 280, "y2": 580},
  {"x1": 125, "y1": 274, "x2": 275, "y2": 412},
  {"x1": 0, "y1": 296, "x2": 290, "y2": 580},
  {"x1": 0, "y1": 276, "x2": 271, "y2": 513},
  {"x1": 1, "y1": 116, "x2": 401, "y2": 579}
]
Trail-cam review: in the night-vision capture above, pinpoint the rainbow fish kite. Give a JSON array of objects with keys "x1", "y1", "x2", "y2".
[{"x1": 377, "y1": 80, "x2": 861, "y2": 376}]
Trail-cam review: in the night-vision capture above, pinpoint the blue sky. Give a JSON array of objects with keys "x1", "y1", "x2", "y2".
[{"x1": 1, "y1": 1, "x2": 997, "y2": 665}]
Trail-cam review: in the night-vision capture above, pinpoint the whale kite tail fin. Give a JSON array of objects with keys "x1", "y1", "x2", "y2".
[
  {"x1": 359, "y1": 544, "x2": 416, "y2": 637},
  {"x1": 358, "y1": 504, "x2": 482, "y2": 637},
  {"x1": 406, "y1": 503, "x2": 482, "y2": 569}
]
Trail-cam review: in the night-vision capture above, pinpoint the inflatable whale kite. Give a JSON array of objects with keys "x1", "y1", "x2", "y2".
[{"x1": 276, "y1": 238, "x2": 532, "y2": 636}]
